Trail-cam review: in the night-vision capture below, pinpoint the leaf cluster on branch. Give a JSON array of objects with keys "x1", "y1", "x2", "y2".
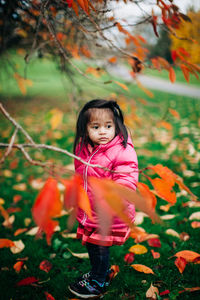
[{"x1": 1, "y1": 0, "x2": 199, "y2": 83}]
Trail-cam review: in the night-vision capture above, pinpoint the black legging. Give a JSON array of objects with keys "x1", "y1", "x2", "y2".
[{"x1": 86, "y1": 242, "x2": 110, "y2": 284}]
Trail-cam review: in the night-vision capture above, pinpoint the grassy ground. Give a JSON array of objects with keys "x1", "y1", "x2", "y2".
[{"x1": 0, "y1": 53, "x2": 200, "y2": 300}]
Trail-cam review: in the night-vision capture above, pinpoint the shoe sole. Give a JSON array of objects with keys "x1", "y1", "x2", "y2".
[{"x1": 68, "y1": 285, "x2": 104, "y2": 299}]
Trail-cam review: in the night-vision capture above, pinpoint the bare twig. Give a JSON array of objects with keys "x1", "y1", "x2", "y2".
[
  {"x1": 0, "y1": 128, "x2": 18, "y2": 164},
  {"x1": 0, "y1": 103, "x2": 36, "y2": 145}
]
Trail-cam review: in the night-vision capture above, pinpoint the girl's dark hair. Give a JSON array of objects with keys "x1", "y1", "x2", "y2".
[{"x1": 73, "y1": 99, "x2": 128, "y2": 153}]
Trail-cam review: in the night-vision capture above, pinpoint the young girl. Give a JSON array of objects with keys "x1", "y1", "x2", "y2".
[{"x1": 68, "y1": 99, "x2": 138, "y2": 298}]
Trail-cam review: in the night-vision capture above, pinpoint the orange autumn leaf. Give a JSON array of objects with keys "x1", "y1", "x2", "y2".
[
  {"x1": 109, "y1": 265, "x2": 120, "y2": 280},
  {"x1": 151, "y1": 249, "x2": 160, "y2": 259},
  {"x1": 108, "y1": 56, "x2": 117, "y2": 64},
  {"x1": 180, "y1": 64, "x2": 190, "y2": 82},
  {"x1": 13, "y1": 261, "x2": 24, "y2": 273},
  {"x1": 89, "y1": 177, "x2": 132, "y2": 235},
  {"x1": 169, "y1": 66, "x2": 176, "y2": 83},
  {"x1": 150, "y1": 164, "x2": 176, "y2": 186},
  {"x1": 89, "y1": 177, "x2": 160, "y2": 236},
  {"x1": 169, "y1": 108, "x2": 180, "y2": 119},
  {"x1": 131, "y1": 264, "x2": 154, "y2": 274},
  {"x1": 175, "y1": 176, "x2": 198, "y2": 201},
  {"x1": 63, "y1": 175, "x2": 93, "y2": 227},
  {"x1": 72, "y1": 0, "x2": 79, "y2": 16},
  {"x1": 0, "y1": 238, "x2": 14, "y2": 248},
  {"x1": 174, "y1": 250, "x2": 200, "y2": 263},
  {"x1": 191, "y1": 221, "x2": 200, "y2": 228},
  {"x1": 0, "y1": 204, "x2": 10, "y2": 226},
  {"x1": 137, "y1": 182, "x2": 157, "y2": 209},
  {"x1": 114, "y1": 81, "x2": 129, "y2": 91},
  {"x1": 175, "y1": 256, "x2": 187, "y2": 273},
  {"x1": 150, "y1": 164, "x2": 197, "y2": 201},
  {"x1": 32, "y1": 177, "x2": 62, "y2": 245},
  {"x1": 77, "y1": 0, "x2": 89, "y2": 15},
  {"x1": 14, "y1": 228, "x2": 28, "y2": 236},
  {"x1": 80, "y1": 45, "x2": 91, "y2": 58},
  {"x1": 157, "y1": 120, "x2": 172, "y2": 130},
  {"x1": 150, "y1": 178, "x2": 176, "y2": 204}
]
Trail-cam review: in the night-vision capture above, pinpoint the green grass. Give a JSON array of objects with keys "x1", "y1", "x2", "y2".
[{"x1": 0, "y1": 53, "x2": 200, "y2": 300}]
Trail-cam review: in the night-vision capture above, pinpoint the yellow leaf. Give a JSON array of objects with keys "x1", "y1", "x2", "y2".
[
  {"x1": 165, "y1": 229, "x2": 180, "y2": 238},
  {"x1": 13, "y1": 183, "x2": 27, "y2": 191},
  {"x1": 160, "y1": 214, "x2": 176, "y2": 220},
  {"x1": 189, "y1": 212, "x2": 200, "y2": 220},
  {"x1": 67, "y1": 248, "x2": 89, "y2": 259},
  {"x1": 131, "y1": 264, "x2": 154, "y2": 274},
  {"x1": 50, "y1": 109, "x2": 63, "y2": 130},
  {"x1": 129, "y1": 244, "x2": 148, "y2": 255}
]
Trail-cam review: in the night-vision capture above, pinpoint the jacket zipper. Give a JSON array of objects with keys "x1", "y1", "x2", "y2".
[{"x1": 82, "y1": 146, "x2": 101, "y2": 225}]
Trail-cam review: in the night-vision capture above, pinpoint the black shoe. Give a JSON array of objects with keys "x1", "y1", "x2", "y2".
[
  {"x1": 68, "y1": 278, "x2": 105, "y2": 299},
  {"x1": 78, "y1": 269, "x2": 114, "y2": 287}
]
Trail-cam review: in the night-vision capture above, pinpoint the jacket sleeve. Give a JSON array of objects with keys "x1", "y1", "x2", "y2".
[{"x1": 111, "y1": 144, "x2": 138, "y2": 191}]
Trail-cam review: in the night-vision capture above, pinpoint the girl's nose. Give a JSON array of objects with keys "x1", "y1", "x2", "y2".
[{"x1": 99, "y1": 127, "x2": 106, "y2": 134}]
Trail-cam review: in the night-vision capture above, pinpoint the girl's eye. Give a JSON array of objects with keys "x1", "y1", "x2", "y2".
[
  {"x1": 107, "y1": 125, "x2": 112, "y2": 128},
  {"x1": 93, "y1": 126, "x2": 98, "y2": 129}
]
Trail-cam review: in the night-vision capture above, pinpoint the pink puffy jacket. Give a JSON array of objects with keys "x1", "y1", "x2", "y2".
[{"x1": 74, "y1": 135, "x2": 138, "y2": 229}]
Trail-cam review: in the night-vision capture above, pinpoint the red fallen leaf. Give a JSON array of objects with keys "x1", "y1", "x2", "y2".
[
  {"x1": 44, "y1": 291, "x2": 56, "y2": 300},
  {"x1": 16, "y1": 276, "x2": 39, "y2": 286},
  {"x1": 160, "y1": 290, "x2": 170, "y2": 296},
  {"x1": 39, "y1": 260, "x2": 52, "y2": 273},
  {"x1": 9, "y1": 158, "x2": 19, "y2": 169},
  {"x1": 148, "y1": 238, "x2": 161, "y2": 248},
  {"x1": 124, "y1": 252, "x2": 135, "y2": 264},
  {"x1": 151, "y1": 249, "x2": 160, "y2": 259},
  {"x1": 32, "y1": 177, "x2": 62, "y2": 245},
  {"x1": 7, "y1": 207, "x2": 22, "y2": 214},
  {"x1": 175, "y1": 257, "x2": 187, "y2": 273},
  {"x1": 0, "y1": 238, "x2": 14, "y2": 248}
]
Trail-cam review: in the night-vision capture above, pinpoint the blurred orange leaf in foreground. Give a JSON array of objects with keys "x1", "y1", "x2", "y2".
[
  {"x1": 0, "y1": 238, "x2": 14, "y2": 248},
  {"x1": 32, "y1": 177, "x2": 62, "y2": 245}
]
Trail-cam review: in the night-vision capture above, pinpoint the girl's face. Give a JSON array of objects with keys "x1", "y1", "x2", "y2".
[{"x1": 87, "y1": 108, "x2": 116, "y2": 145}]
